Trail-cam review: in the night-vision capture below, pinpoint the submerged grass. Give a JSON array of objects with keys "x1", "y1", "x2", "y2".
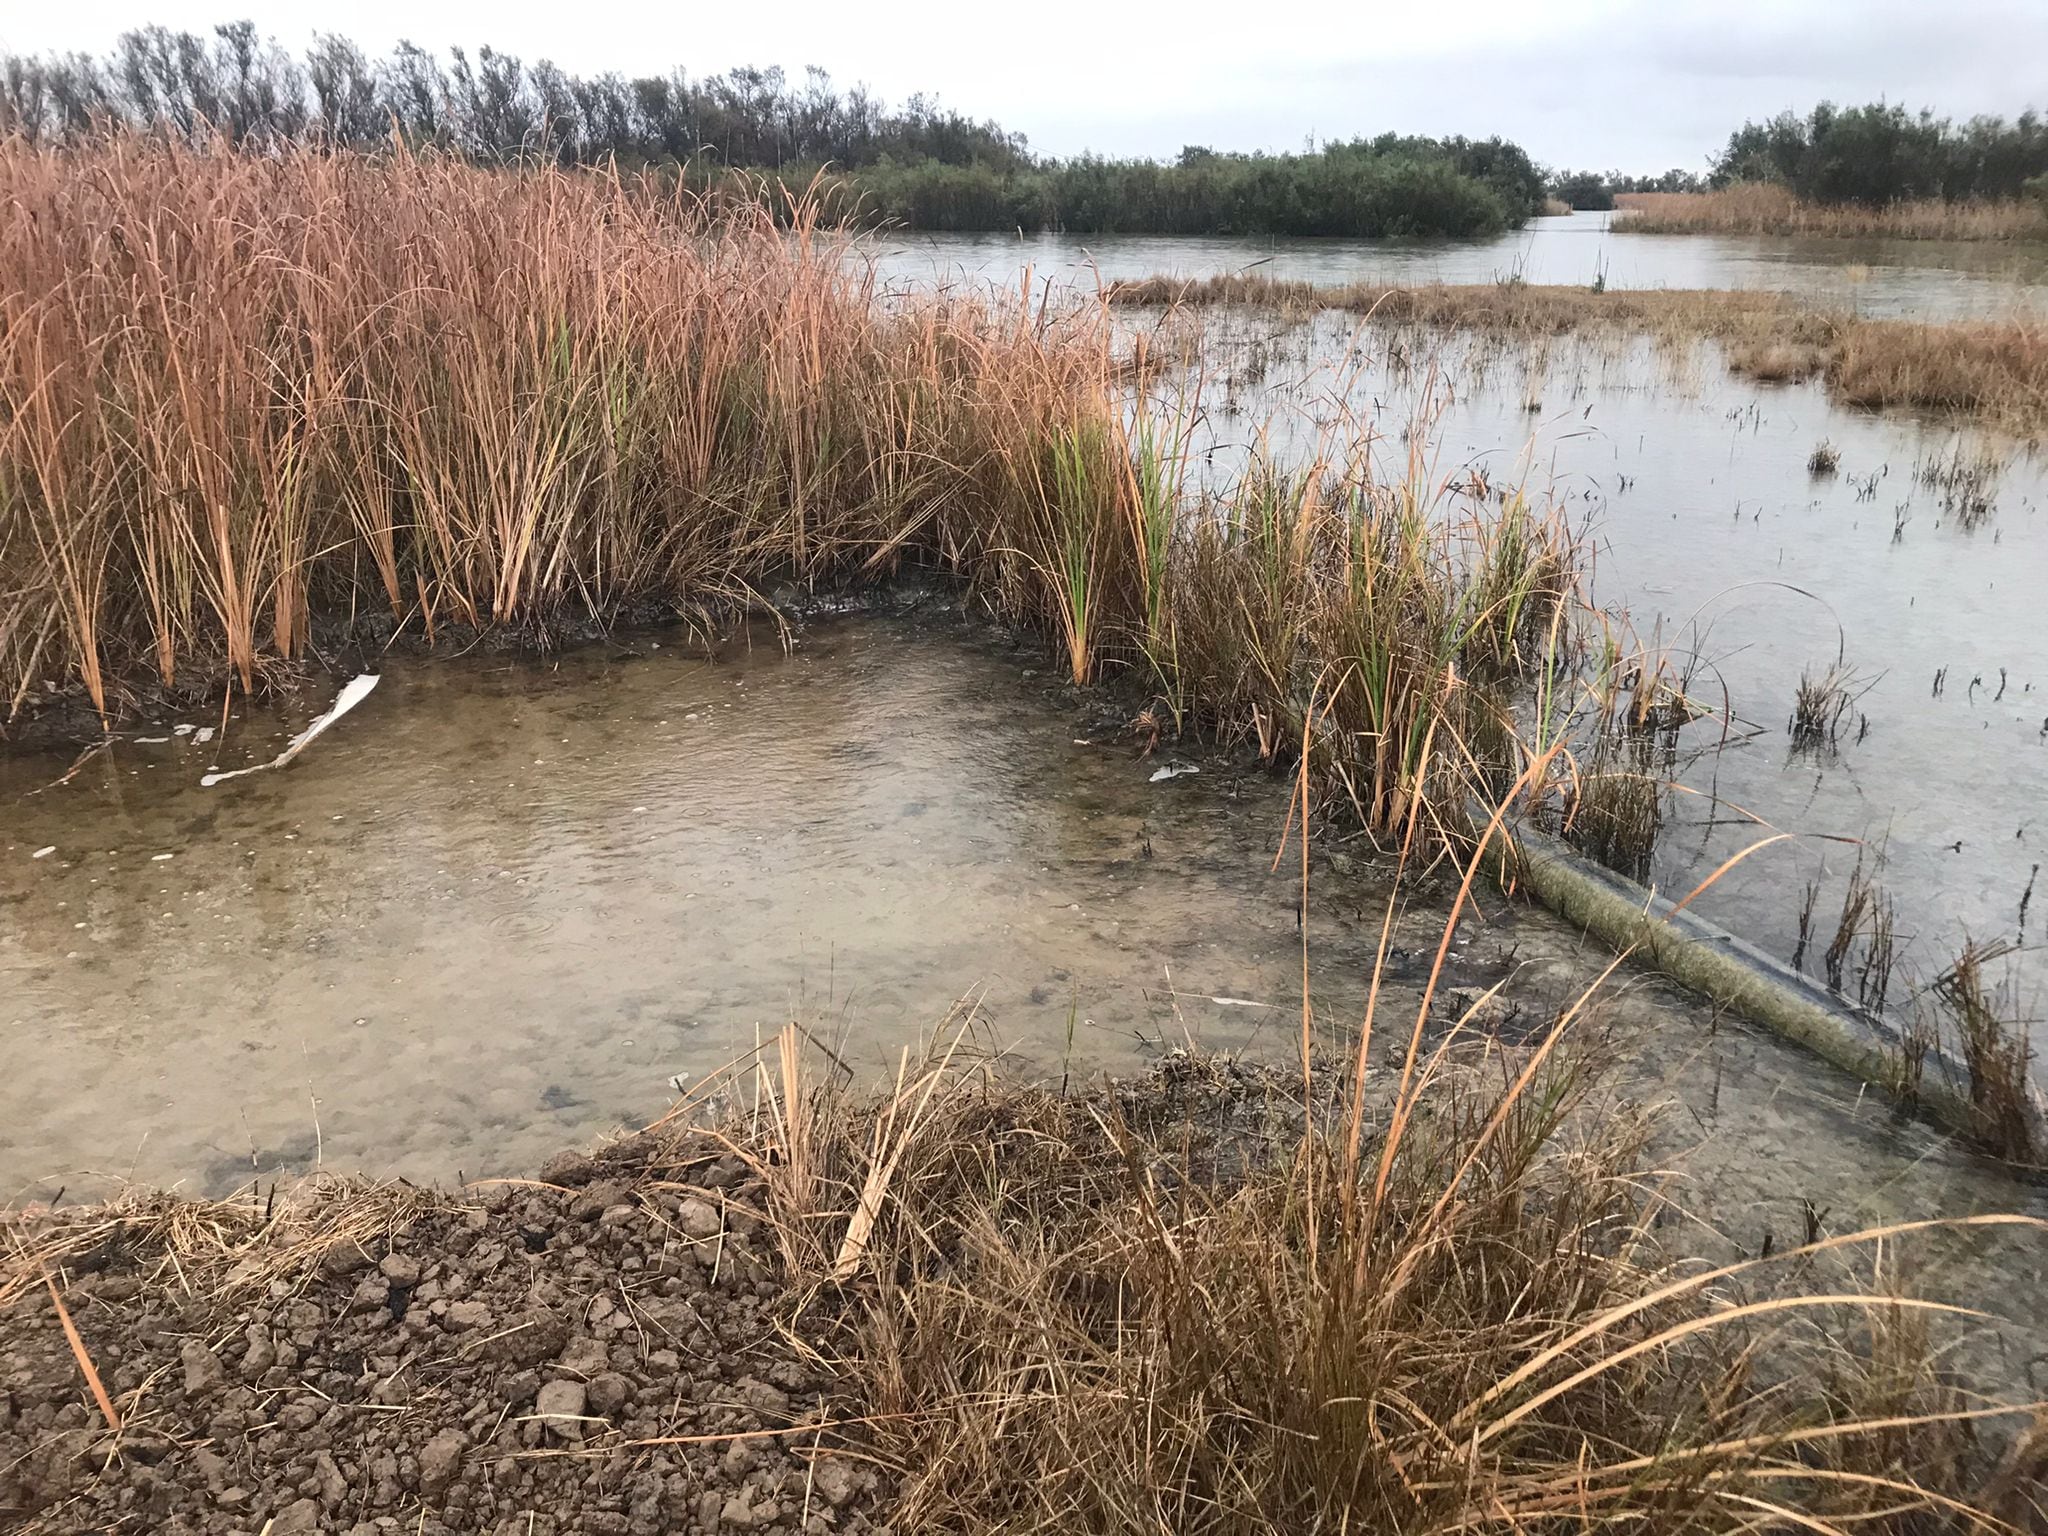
[
  {"x1": 1934, "y1": 940, "x2": 2043, "y2": 1166},
  {"x1": 1108, "y1": 273, "x2": 2048, "y2": 433},
  {"x1": 1789, "y1": 662, "x2": 1860, "y2": 755}
]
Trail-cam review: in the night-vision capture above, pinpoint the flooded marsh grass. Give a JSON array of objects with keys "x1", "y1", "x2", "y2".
[
  {"x1": 1108, "y1": 272, "x2": 2048, "y2": 433},
  {"x1": 0, "y1": 136, "x2": 1150, "y2": 724},
  {"x1": 1, "y1": 136, "x2": 1602, "y2": 872},
  {"x1": 1935, "y1": 940, "x2": 2042, "y2": 1165},
  {"x1": 1129, "y1": 297, "x2": 2048, "y2": 1072}
]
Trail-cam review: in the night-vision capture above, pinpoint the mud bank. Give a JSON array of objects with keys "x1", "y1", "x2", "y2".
[
  {"x1": 9, "y1": 1050, "x2": 2040, "y2": 1536},
  {"x1": 1, "y1": 1121, "x2": 890, "y2": 1535}
]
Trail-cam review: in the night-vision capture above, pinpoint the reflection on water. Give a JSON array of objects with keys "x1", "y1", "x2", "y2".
[{"x1": 868, "y1": 214, "x2": 2048, "y2": 320}]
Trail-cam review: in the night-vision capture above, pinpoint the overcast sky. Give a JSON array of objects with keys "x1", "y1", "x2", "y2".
[{"x1": 3, "y1": 0, "x2": 2043, "y2": 173}]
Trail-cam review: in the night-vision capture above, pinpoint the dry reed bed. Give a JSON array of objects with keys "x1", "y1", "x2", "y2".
[
  {"x1": 1108, "y1": 272, "x2": 2048, "y2": 433},
  {"x1": 2, "y1": 136, "x2": 1589, "y2": 855},
  {"x1": 0, "y1": 136, "x2": 1144, "y2": 722},
  {"x1": 1614, "y1": 184, "x2": 2048, "y2": 243}
]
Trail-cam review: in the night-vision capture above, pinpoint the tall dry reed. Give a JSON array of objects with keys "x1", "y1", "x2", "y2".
[
  {"x1": 3, "y1": 135, "x2": 1586, "y2": 856},
  {"x1": 0, "y1": 135, "x2": 1140, "y2": 721}
]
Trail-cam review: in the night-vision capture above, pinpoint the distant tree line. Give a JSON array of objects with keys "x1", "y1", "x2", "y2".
[
  {"x1": 1547, "y1": 104, "x2": 2048, "y2": 213},
  {"x1": 810, "y1": 138, "x2": 1546, "y2": 237},
  {"x1": 1546, "y1": 168, "x2": 1704, "y2": 211},
  {"x1": 0, "y1": 23, "x2": 1030, "y2": 171},
  {"x1": 757, "y1": 138, "x2": 1545, "y2": 238},
  {"x1": 1709, "y1": 102, "x2": 2048, "y2": 206},
  {"x1": 26, "y1": 30, "x2": 2028, "y2": 233},
  {"x1": 0, "y1": 22, "x2": 1544, "y2": 238}
]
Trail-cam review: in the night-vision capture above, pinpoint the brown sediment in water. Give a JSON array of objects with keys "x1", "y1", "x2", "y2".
[
  {"x1": 1107, "y1": 273, "x2": 2048, "y2": 433},
  {"x1": 5, "y1": 1044, "x2": 2043, "y2": 1534}
]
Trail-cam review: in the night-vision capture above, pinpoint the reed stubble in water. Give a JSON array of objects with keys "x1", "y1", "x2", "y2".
[{"x1": 1107, "y1": 272, "x2": 2048, "y2": 434}]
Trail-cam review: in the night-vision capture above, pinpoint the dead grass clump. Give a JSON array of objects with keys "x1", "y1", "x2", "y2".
[
  {"x1": 1830, "y1": 318, "x2": 2048, "y2": 426},
  {"x1": 1933, "y1": 939, "x2": 2043, "y2": 1164},
  {"x1": 1822, "y1": 849, "x2": 1899, "y2": 1014},
  {"x1": 1788, "y1": 662, "x2": 1862, "y2": 755},
  {"x1": 1615, "y1": 184, "x2": 2048, "y2": 242},
  {"x1": 1522, "y1": 632, "x2": 1705, "y2": 882},
  {"x1": 1558, "y1": 762, "x2": 1661, "y2": 880},
  {"x1": 1916, "y1": 438, "x2": 2008, "y2": 529},
  {"x1": 1807, "y1": 438, "x2": 1843, "y2": 475},
  {"x1": 1729, "y1": 340, "x2": 1826, "y2": 382},
  {"x1": 1, "y1": 1178, "x2": 442, "y2": 1314},
  {"x1": 743, "y1": 956, "x2": 2042, "y2": 1533}
]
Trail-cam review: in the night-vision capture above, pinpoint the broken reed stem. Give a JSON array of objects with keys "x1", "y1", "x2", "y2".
[{"x1": 43, "y1": 1268, "x2": 121, "y2": 1435}]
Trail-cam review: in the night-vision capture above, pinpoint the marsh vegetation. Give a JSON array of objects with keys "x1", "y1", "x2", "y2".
[
  {"x1": 1106, "y1": 272, "x2": 2048, "y2": 432},
  {"x1": 1616, "y1": 184, "x2": 2048, "y2": 242},
  {"x1": 4, "y1": 111, "x2": 2048, "y2": 1535}
]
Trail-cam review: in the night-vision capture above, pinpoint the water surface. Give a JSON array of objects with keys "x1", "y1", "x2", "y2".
[
  {"x1": 4, "y1": 613, "x2": 2042, "y2": 1385},
  {"x1": 871, "y1": 214, "x2": 2048, "y2": 319}
]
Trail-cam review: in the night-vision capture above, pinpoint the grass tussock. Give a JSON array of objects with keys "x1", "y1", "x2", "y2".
[
  {"x1": 737, "y1": 853, "x2": 2048, "y2": 1534},
  {"x1": 1831, "y1": 319, "x2": 2048, "y2": 427},
  {"x1": 1110, "y1": 272, "x2": 2048, "y2": 433},
  {"x1": 1917, "y1": 440, "x2": 2006, "y2": 529},
  {"x1": 1934, "y1": 940, "x2": 2043, "y2": 1165},
  {"x1": 1614, "y1": 184, "x2": 2048, "y2": 242},
  {"x1": 1788, "y1": 662, "x2": 1863, "y2": 756}
]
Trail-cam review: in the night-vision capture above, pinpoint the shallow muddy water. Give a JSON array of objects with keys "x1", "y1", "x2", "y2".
[
  {"x1": 872, "y1": 214, "x2": 2048, "y2": 320},
  {"x1": 1, "y1": 618, "x2": 1365, "y2": 1195},
  {"x1": 5, "y1": 613, "x2": 2046, "y2": 1375}
]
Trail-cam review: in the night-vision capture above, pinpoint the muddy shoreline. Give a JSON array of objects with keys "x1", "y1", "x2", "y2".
[
  {"x1": 0, "y1": 575, "x2": 1027, "y2": 752},
  {"x1": 0, "y1": 1057, "x2": 1335, "y2": 1535},
  {"x1": 7, "y1": 1047, "x2": 2044, "y2": 1535},
  {"x1": 1, "y1": 1117, "x2": 890, "y2": 1534}
]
